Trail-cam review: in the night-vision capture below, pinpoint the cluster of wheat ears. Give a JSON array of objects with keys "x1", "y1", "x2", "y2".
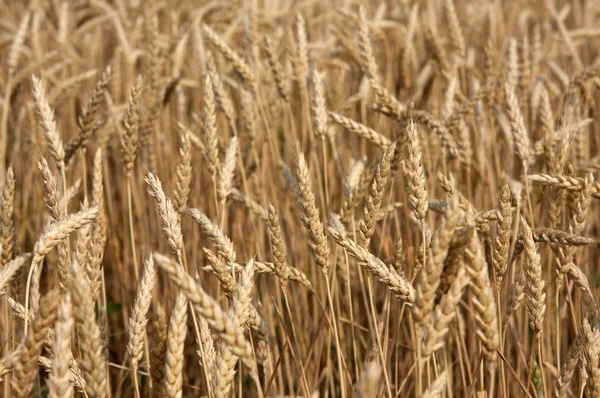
[{"x1": 1, "y1": 0, "x2": 600, "y2": 397}]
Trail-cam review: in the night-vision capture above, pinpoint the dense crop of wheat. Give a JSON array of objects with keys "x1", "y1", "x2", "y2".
[{"x1": 1, "y1": 0, "x2": 600, "y2": 397}]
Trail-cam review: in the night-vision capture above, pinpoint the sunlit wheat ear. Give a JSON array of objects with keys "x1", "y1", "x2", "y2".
[
  {"x1": 201, "y1": 74, "x2": 220, "y2": 181},
  {"x1": 421, "y1": 266, "x2": 468, "y2": 361},
  {"x1": 404, "y1": 119, "x2": 428, "y2": 227},
  {"x1": 26, "y1": 206, "x2": 100, "y2": 324},
  {"x1": 353, "y1": 361, "x2": 382, "y2": 397},
  {"x1": 444, "y1": 0, "x2": 465, "y2": 59},
  {"x1": 263, "y1": 35, "x2": 289, "y2": 101},
  {"x1": 48, "y1": 293, "x2": 74, "y2": 398},
  {"x1": 267, "y1": 204, "x2": 290, "y2": 288},
  {"x1": 11, "y1": 290, "x2": 60, "y2": 398},
  {"x1": 556, "y1": 332, "x2": 581, "y2": 398},
  {"x1": 69, "y1": 259, "x2": 108, "y2": 398},
  {"x1": 120, "y1": 75, "x2": 143, "y2": 174},
  {"x1": 582, "y1": 319, "x2": 600, "y2": 397},
  {"x1": 145, "y1": 172, "x2": 184, "y2": 258},
  {"x1": 217, "y1": 136, "x2": 238, "y2": 205},
  {"x1": 163, "y1": 291, "x2": 188, "y2": 398},
  {"x1": 329, "y1": 112, "x2": 390, "y2": 149},
  {"x1": 152, "y1": 253, "x2": 254, "y2": 369},
  {"x1": 32, "y1": 75, "x2": 65, "y2": 166},
  {"x1": 412, "y1": 197, "x2": 459, "y2": 327},
  {"x1": 464, "y1": 232, "x2": 499, "y2": 365},
  {"x1": 358, "y1": 142, "x2": 395, "y2": 248},
  {"x1": 205, "y1": 51, "x2": 237, "y2": 130},
  {"x1": 64, "y1": 65, "x2": 113, "y2": 164},
  {"x1": 0, "y1": 254, "x2": 30, "y2": 294},
  {"x1": 188, "y1": 209, "x2": 236, "y2": 264},
  {"x1": 421, "y1": 370, "x2": 448, "y2": 398},
  {"x1": 127, "y1": 256, "x2": 156, "y2": 372},
  {"x1": 519, "y1": 216, "x2": 546, "y2": 338},
  {"x1": 213, "y1": 261, "x2": 255, "y2": 397},
  {"x1": 311, "y1": 70, "x2": 328, "y2": 138},
  {"x1": 328, "y1": 226, "x2": 415, "y2": 304},
  {"x1": 7, "y1": 11, "x2": 30, "y2": 78},
  {"x1": 173, "y1": 126, "x2": 192, "y2": 214},
  {"x1": 504, "y1": 82, "x2": 531, "y2": 166},
  {"x1": 357, "y1": 5, "x2": 379, "y2": 85},
  {"x1": 151, "y1": 303, "x2": 168, "y2": 398},
  {"x1": 295, "y1": 151, "x2": 330, "y2": 270},
  {"x1": 1, "y1": 166, "x2": 16, "y2": 271},
  {"x1": 202, "y1": 24, "x2": 256, "y2": 91},
  {"x1": 493, "y1": 183, "x2": 512, "y2": 289}
]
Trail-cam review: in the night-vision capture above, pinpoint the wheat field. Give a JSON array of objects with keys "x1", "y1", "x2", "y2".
[{"x1": 0, "y1": 0, "x2": 599, "y2": 397}]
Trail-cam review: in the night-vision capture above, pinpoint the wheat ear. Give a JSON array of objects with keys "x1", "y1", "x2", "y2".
[
  {"x1": 48, "y1": 293, "x2": 74, "y2": 398},
  {"x1": 582, "y1": 319, "x2": 600, "y2": 397},
  {"x1": 295, "y1": 151, "x2": 330, "y2": 269},
  {"x1": 127, "y1": 256, "x2": 156, "y2": 381},
  {"x1": 421, "y1": 266, "x2": 469, "y2": 361},
  {"x1": 152, "y1": 253, "x2": 254, "y2": 368},
  {"x1": 464, "y1": 233, "x2": 499, "y2": 364},
  {"x1": 493, "y1": 183, "x2": 512, "y2": 288},
  {"x1": 70, "y1": 259, "x2": 108, "y2": 398},
  {"x1": 11, "y1": 290, "x2": 60, "y2": 398},
  {"x1": 520, "y1": 216, "x2": 546, "y2": 337},
  {"x1": 163, "y1": 291, "x2": 188, "y2": 398}
]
